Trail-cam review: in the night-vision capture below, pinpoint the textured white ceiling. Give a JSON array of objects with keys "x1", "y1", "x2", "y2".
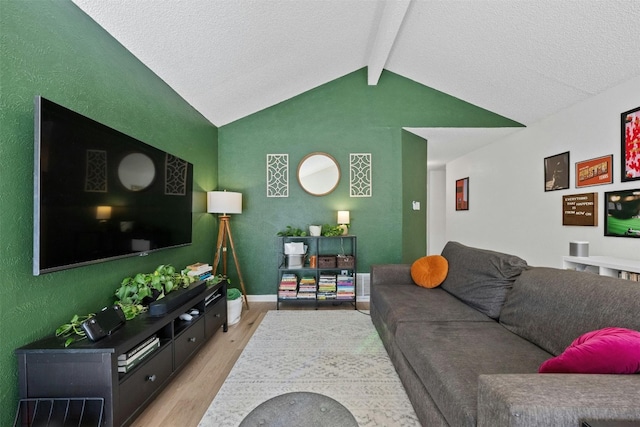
[{"x1": 72, "y1": 0, "x2": 640, "y2": 168}]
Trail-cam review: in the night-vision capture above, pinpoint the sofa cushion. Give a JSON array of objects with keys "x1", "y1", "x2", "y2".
[
  {"x1": 500, "y1": 267, "x2": 640, "y2": 356},
  {"x1": 395, "y1": 321, "x2": 551, "y2": 427},
  {"x1": 440, "y1": 241, "x2": 528, "y2": 319},
  {"x1": 539, "y1": 327, "x2": 640, "y2": 374},
  {"x1": 411, "y1": 255, "x2": 448, "y2": 288},
  {"x1": 371, "y1": 282, "x2": 491, "y2": 335}
]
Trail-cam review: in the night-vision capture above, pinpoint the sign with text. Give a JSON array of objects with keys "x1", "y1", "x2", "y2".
[
  {"x1": 563, "y1": 192, "x2": 598, "y2": 226},
  {"x1": 575, "y1": 155, "x2": 613, "y2": 188}
]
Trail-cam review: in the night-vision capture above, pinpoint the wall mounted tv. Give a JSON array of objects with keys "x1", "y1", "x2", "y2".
[
  {"x1": 34, "y1": 96, "x2": 193, "y2": 275},
  {"x1": 604, "y1": 188, "x2": 640, "y2": 238}
]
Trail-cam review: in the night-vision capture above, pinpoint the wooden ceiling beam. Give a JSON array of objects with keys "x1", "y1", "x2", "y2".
[{"x1": 367, "y1": 0, "x2": 411, "y2": 86}]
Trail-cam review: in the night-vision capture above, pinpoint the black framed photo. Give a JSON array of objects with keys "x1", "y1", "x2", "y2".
[
  {"x1": 621, "y1": 106, "x2": 640, "y2": 182},
  {"x1": 544, "y1": 151, "x2": 570, "y2": 191},
  {"x1": 604, "y1": 188, "x2": 640, "y2": 237}
]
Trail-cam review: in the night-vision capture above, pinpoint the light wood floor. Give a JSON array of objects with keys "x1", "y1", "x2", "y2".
[{"x1": 130, "y1": 300, "x2": 368, "y2": 427}]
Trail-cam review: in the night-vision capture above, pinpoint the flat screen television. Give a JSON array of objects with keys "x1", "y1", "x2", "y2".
[
  {"x1": 604, "y1": 188, "x2": 640, "y2": 238},
  {"x1": 34, "y1": 96, "x2": 193, "y2": 275}
]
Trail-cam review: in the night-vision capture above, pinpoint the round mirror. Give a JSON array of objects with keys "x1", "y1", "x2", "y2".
[
  {"x1": 118, "y1": 153, "x2": 156, "y2": 191},
  {"x1": 297, "y1": 152, "x2": 341, "y2": 196}
]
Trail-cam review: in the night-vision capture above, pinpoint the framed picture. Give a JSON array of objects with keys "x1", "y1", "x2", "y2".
[
  {"x1": 455, "y1": 177, "x2": 469, "y2": 211},
  {"x1": 562, "y1": 192, "x2": 598, "y2": 226},
  {"x1": 544, "y1": 151, "x2": 570, "y2": 191},
  {"x1": 604, "y1": 188, "x2": 640, "y2": 237},
  {"x1": 575, "y1": 154, "x2": 613, "y2": 188},
  {"x1": 622, "y1": 106, "x2": 640, "y2": 182}
]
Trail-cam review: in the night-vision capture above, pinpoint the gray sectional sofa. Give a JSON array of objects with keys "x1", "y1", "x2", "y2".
[{"x1": 370, "y1": 241, "x2": 640, "y2": 427}]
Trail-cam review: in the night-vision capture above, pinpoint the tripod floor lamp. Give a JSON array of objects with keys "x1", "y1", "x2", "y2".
[{"x1": 207, "y1": 191, "x2": 249, "y2": 309}]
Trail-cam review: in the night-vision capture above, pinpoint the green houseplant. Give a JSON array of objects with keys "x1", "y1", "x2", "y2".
[
  {"x1": 56, "y1": 264, "x2": 199, "y2": 346},
  {"x1": 114, "y1": 264, "x2": 196, "y2": 319}
]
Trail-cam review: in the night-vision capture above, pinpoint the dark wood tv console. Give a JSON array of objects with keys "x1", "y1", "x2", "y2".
[{"x1": 15, "y1": 280, "x2": 227, "y2": 427}]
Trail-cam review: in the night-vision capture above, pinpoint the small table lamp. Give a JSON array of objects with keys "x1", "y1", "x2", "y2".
[{"x1": 337, "y1": 210, "x2": 350, "y2": 235}]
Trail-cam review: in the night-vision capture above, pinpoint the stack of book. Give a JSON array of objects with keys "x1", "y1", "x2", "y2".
[
  {"x1": 278, "y1": 273, "x2": 298, "y2": 299},
  {"x1": 337, "y1": 274, "x2": 355, "y2": 300},
  {"x1": 297, "y1": 276, "x2": 317, "y2": 299},
  {"x1": 186, "y1": 262, "x2": 213, "y2": 281},
  {"x1": 317, "y1": 273, "x2": 337, "y2": 300},
  {"x1": 118, "y1": 335, "x2": 160, "y2": 373}
]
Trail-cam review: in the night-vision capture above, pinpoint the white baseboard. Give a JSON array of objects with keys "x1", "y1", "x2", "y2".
[{"x1": 246, "y1": 294, "x2": 277, "y2": 302}]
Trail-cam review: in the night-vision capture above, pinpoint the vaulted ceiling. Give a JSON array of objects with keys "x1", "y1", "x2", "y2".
[{"x1": 72, "y1": 0, "x2": 640, "y2": 168}]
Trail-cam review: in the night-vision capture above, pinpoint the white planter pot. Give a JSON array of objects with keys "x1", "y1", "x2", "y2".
[{"x1": 227, "y1": 298, "x2": 242, "y2": 326}]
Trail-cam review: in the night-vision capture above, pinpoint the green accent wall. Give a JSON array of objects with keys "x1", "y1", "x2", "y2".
[
  {"x1": 0, "y1": 2, "x2": 218, "y2": 423},
  {"x1": 401, "y1": 130, "x2": 427, "y2": 263},
  {"x1": 219, "y1": 69, "x2": 521, "y2": 294}
]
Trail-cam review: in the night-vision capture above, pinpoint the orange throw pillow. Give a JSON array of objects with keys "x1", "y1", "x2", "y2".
[{"x1": 411, "y1": 255, "x2": 449, "y2": 288}]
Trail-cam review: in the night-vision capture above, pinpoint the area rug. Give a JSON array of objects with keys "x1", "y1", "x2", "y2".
[{"x1": 198, "y1": 310, "x2": 420, "y2": 427}]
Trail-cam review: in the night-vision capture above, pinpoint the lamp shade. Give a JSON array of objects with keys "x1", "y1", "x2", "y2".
[
  {"x1": 96, "y1": 205, "x2": 112, "y2": 220},
  {"x1": 207, "y1": 191, "x2": 242, "y2": 214},
  {"x1": 337, "y1": 210, "x2": 350, "y2": 224}
]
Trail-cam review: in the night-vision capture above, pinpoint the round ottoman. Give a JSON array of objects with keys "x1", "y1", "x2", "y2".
[{"x1": 239, "y1": 391, "x2": 358, "y2": 427}]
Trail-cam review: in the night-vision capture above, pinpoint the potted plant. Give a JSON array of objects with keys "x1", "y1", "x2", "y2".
[
  {"x1": 115, "y1": 264, "x2": 196, "y2": 319},
  {"x1": 56, "y1": 264, "x2": 198, "y2": 346},
  {"x1": 227, "y1": 287, "x2": 243, "y2": 325}
]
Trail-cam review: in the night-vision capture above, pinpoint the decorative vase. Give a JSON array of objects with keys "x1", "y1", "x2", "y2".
[{"x1": 309, "y1": 225, "x2": 322, "y2": 236}]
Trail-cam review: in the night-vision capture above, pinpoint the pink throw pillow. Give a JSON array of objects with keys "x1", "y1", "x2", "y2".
[{"x1": 539, "y1": 327, "x2": 640, "y2": 374}]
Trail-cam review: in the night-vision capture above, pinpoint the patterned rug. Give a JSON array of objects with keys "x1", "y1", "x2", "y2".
[{"x1": 198, "y1": 310, "x2": 420, "y2": 427}]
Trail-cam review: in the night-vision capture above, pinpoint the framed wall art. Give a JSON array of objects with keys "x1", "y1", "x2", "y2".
[
  {"x1": 622, "y1": 106, "x2": 640, "y2": 182},
  {"x1": 604, "y1": 188, "x2": 640, "y2": 237},
  {"x1": 544, "y1": 151, "x2": 570, "y2": 191},
  {"x1": 562, "y1": 193, "x2": 597, "y2": 226},
  {"x1": 575, "y1": 154, "x2": 613, "y2": 188},
  {"x1": 455, "y1": 177, "x2": 469, "y2": 211}
]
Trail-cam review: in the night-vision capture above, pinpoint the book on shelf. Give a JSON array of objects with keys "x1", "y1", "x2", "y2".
[
  {"x1": 279, "y1": 273, "x2": 298, "y2": 291},
  {"x1": 317, "y1": 292, "x2": 336, "y2": 300},
  {"x1": 278, "y1": 290, "x2": 298, "y2": 299},
  {"x1": 118, "y1": 338, "x2": 160, "y2": 372},
  {"x1": 187, "y1": 263, "x2": 213, "y2": 276},
  {"x1": 619, "y1": 271, "x2": 640, "y2": 281},
  {"x1": 118, "y1": 335, "x2": 158, "y2": 361},
  {"x1": 194, "y1": 271, "x2": 212, "y2": 281}
]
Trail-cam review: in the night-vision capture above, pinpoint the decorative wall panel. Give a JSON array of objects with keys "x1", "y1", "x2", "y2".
[
  {"x1": 350, "y1": 153, "x2": 371, "y2": 197},
  {"x1": 267, "y1": 154, "x2": 288, "y2": 197},
  {"x1": 165, "y1": 153, "x2": 188, "y2": 195},
  {"x1": 85, "y1": 150, "x2": 107, "y2": 192}
]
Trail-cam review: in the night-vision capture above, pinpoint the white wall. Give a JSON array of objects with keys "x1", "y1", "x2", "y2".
[
  {"x1": 444, "y1": 75, "x2": 640, "y2": 267},
  {"x1": 427, "y1": 169, "x2": 446, "y2": 255}
]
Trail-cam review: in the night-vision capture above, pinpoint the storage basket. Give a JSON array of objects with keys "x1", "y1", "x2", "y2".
[
  {"x1": 318, "y1": 256, "x2": 336, "y2": 268},
  {"x1": 336, "y1": 255, "x2": 355, "y2": 269}
]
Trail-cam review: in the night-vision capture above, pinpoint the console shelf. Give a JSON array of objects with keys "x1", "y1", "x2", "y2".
[
  {"x1": 15, "y1": 280, "x2": 227, "y2": 427},
  {"x1": 562, "y1": 255, "x2": 640, "y2": 280}
]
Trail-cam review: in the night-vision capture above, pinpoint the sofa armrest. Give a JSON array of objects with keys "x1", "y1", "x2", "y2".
[
  {"x1": 370, "y1": 264, "x2": 414, "y2": 287},
  {"x1": 478, "y1": 374, "x2": 640, "y2": 427}
]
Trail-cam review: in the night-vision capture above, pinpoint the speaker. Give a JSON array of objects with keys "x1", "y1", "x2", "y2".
[
  {"x1": 569, "y1": 241, "x2": 589, "y2": 257},
  {"x1": 148, "y1": 281, "x2": 206, "y2": 317}
]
